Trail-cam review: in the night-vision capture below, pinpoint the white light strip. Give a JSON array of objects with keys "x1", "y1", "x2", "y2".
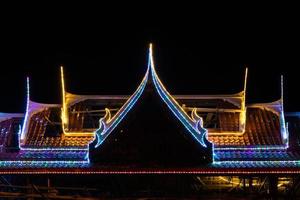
[
  {"x1": 93, "y1": 63, "x2": 149, "y2": 147},
  {"x1": 20, "y1": 77, "x2": 30, "y2": 142},
  {"x1": 149, "y1": 44, "x2": 210, "y2": 148}
]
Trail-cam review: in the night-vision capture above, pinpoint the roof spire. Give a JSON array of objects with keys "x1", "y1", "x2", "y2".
[
  {"x1": 26, "y1": 76, "x2": 30, "y2": 103},
  {"x1": 60, "y1": 66, "x2": 68, "y2": 128},
  {"x1": 240, "y1": 68, "x2": 248, "y2": 133},
  {"x1": 280, "y1": 75, "x2": 288, "y2": 144},
  {"x1": 148, "y1": 44, "x2": 211, "y2": 148},
  {"x1": 20, "y1": 77, "x2": 30, "y2": 141},
  {"x1": 243, "y1": 67, "x2": 248, "y2": 93},
  {"x1": 149, "y1": 43, "x2": 154, "y2": 71}
]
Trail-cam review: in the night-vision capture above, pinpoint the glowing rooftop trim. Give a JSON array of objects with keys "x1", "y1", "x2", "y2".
[
  {"x1": 60, "y1": 67, "x2": 98, "y2": 137},
  {"x1": 215, "y1": 145, "x2": 288, "y2": 151},
  {"x1": 20, "y1": 100, "x2": 62, "y2": 148},
  {"x1": 213, "y1": 160, "x2": 300, "y2": 165},
  {"x1": 17, "y1": 77, "x2": 83, "y2": 151},
  {"x1": 2, "y1": 169, "x2": 300, "y2": 174},
  {"x1": 20, "y1": 77, "x2": 30, "y2": 142},
  {"x1": 19, "y1": 77, "x2": 63, "y2": 147},
  {"x1": 149, "y1": 44, "x2": 210, "y2": 148},
  {"x1": 20, "y1": 147, "x2": 89, "y2": 151},
  {"x1": 280, "y1": 75, "x2": 288, "y2": 144},
  {"x1": 0, "y1": 160, "x2": 89, "y2": 167},
  {"x1": 93, "y1": 65, "x2": 149, "y2": 148},
  {"x1": 93, "y1": 44, "x2": 211, "y2": 149}
]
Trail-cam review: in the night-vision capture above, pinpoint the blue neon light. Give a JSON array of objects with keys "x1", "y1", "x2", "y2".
[
  {"x1": 0, "y1": 160, "x2": 90, "y2": 168},
  {"x1": 93, "y1": 45, "x2": 211, "y2": 151},
  {"x1": 149, "y1": 49, "x2": 209, "y2": 148},
  {"x1": 93, "y1": 68, "x2": 149, "y2": 148},
  {"x1": 213, "y1": 160, "x2": 300, "y2": 168}
]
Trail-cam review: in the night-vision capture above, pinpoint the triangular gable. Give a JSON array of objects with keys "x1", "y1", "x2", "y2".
[{"x1": 89, "y1": 44, "x2": 213, "y2": 164}]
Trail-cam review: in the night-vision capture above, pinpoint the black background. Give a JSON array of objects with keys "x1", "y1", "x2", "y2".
[{"x1": 1, "y1": 5, "x2": 299, "y2": 113}]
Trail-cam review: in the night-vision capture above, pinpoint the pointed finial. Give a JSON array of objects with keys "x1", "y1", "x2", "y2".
[
  {"x1": 26, "y1": 76, "x2": 30, "y2": 102},
  {"x1": 243, "y1": 67, "x2": 248, "y2": 93},
  {"x1": 149, "y1": 43, "x2": 153, "y2": 62},
  {"x1": 60, "y1": 65, "x2": 65, "y2": 93},
  {"x1": 60, "y1": 65, "x2": 64, "y2": 77},
  {"x1": 60, "y1": 65, "x2": 68, "y2": 127},
  {"x1": 148, "y1": 43, "x2": 155, "y2": 72},
  {"x1": 60, "y1": 65, "x2": 66, "y2": 106},
  {"x1": 21, "y1": 77, "x2": 30, "y2": 141}
]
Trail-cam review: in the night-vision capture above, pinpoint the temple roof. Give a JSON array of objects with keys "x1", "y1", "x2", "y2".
[
  {"x1": 0, "y1": 44, "x2": 299, "y2": 173},
  {"x1": 89, "y1": 44, "x2": 213, "y2": 165},
  {"x1": 92, "y1": 44, "x2": 211, "y2": 148}
]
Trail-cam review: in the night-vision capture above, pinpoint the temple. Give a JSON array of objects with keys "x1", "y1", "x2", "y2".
[{"x1": 1, "y1": 44, "x2": 300, "y2": 175}]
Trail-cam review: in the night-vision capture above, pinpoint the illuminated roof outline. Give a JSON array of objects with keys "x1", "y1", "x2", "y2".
[
  {"x1": 93, "y1": 44, "x2": 212, "y2": 149},
  {"x1": 20, "y1": 77, "x2": 61, "y2": 146}
]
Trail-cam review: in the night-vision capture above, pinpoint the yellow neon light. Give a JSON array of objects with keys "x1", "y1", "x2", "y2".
[
  {"x1": 239, "y1": 67, "x2": 248, "y2": 133},
  {"x1": 104, "y1": 108, "x2": 112, "y2": 123},
  {"x1": 191, "y1": 108, "x2": 201, "y2": 122},
  {"x1": 60, "y1": 66, "x2": 68, "y2": 127},
  {"x1": 208, "y1": 131, "x2": 245, "y2": 136},
  {"x1": 191, "y1": 68, "x2": 248, "y2": 136},
  {"x1": 60, "y1": 66, "x2": 94, "y2": 137}
]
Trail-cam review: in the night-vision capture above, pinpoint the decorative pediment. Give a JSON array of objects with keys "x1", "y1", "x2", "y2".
[{"x1": 89, "y1": 44, "x2": 213, "y2": 165}]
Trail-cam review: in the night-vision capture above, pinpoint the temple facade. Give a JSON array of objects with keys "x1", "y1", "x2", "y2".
[{"x1": 1, "y1": 44, "x2": 300, "y2": 175}]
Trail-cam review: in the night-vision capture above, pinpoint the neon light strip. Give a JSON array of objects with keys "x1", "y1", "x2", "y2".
[
  {"x1": 2, "y1": 169, "x2": 300, "y2": 174},
  {"x1": 149, "y1": 44, "x2": 209, "y2": 148},
  {"x1": 213, "y1": 160, "x2": 300, "y2": 165},
  {"x1": 17, "y1": 124, "x2": 21, "y2": 149},
  {"x1": 280, "y1": 75, "x2": 288, "y2": 144},
  {"x1": 215, "y1": 145, "x2": 288, "y2": 151},
  {"x1": 60, "y1": 67, "x2": 94, "y2": 136},
  {"x1": 209, "y1": 131, "x2": 245, "y2": 136},
  {"x1": 94, "y1": 44, "x2": 212, "y2": 151},
  {"x1": 95, "y1": 108, "x2": 111, "y2": 142},
  {"x1": 0, "y1": 156, "x2": 88, "y2": 161},
  {"x1": 153, "y1": 77, "x2": 206, "y2": 147},
  {"x1": 16, "y1": 76, "x2": 91, "y2": 151},
  {"x1": 0, "y1": 160, "x2": 89, "y2": 165},
  {"x1": 20, "y1": 120, "x2": 87, "y2": 151},
  {"x1": 19, "y1": 147, "x2": 89, "y2": 151},
  {"x1": 239, "y1": 68, "x2": 248, "y2": 132},
  {"x1": 214, "y1": 150, "x2": 297, "y2": 159},
  {"x1": 61, "y1": 66, "x2": 68, "y2": 127},
  {"x1": 94, "y1": 65, "x2": 149, "y2": 147},
  {"x1": 20, "y1": 77, "x2": 30, "y2": 141}
]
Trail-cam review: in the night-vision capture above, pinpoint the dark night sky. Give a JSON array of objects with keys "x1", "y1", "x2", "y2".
[{"x1": 0, "y1": 7, "x2": 299, "y2": 113}]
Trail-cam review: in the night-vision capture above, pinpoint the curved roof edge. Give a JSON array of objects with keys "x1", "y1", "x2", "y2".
[
  {"x1": 20, "y1": 77, "x2": 60, "y2": 144},
  {"x1": 93, "y1": 44, "x2": 211, "y2": 149},
  {"x1": 93, "y1": 62, "x2": 149, "y2": 148}
]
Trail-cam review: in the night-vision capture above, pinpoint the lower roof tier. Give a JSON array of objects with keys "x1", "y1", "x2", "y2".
[
  {"x1": 2, "y1": 161, "x2": 300, "y2": 174},
  {"x1": 208, "y1": 107, "x2": 283, "y2": 147},
  {"x1": 0, "y1": 149, "x2": 88, "y2": 161},
  {"x1": 215, "y1": 149, "x2": 300, "y2": 161}
]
